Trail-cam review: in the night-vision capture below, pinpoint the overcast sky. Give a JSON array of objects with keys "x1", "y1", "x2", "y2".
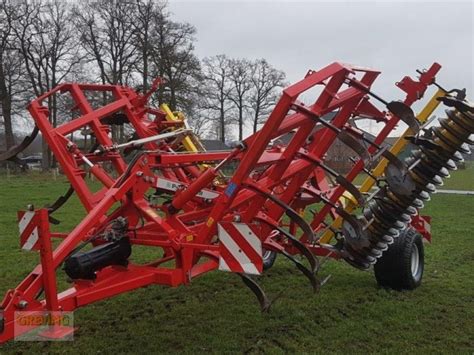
[{"x1": 169, "y1": 0, "x2": 473, "y2": 136}]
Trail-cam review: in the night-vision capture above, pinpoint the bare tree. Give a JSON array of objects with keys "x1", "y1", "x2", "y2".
[
  {"x1": 0, "y1": 0, "x2": 19, "y2": 150},
  {"x1": 248, "y1": 59, "x2": 286, "y2": 133},
  {"x1": 134, "y1": 0, "x2": 166, "y2": 92},
  {"x1": 228, "y1": 58, "x2": 252, "y2": 141},
  {"x1": 200, "y1": 55, "x2": 234, "y2": 142},
  {"x1": 12, "y1": 0, "x2": 83, "y2": 169},
  {"x1": 74, "y1": 0, "x2": 140, "y2": 143},
  {"x1": 147, "y1": 9, "x2": 201, "y2": 112},
  {"x1": 74, "y1": 0, "x2": 139, "y2": 87}
]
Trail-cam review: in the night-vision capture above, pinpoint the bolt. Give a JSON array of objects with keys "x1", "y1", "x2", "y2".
[
  {"x1": 27, "y1": 204, "x2": 34, "y2": 211},
  {"x1": 233, "y1": 215, "x2": 241, "y2": 222},
  {"x1": 18, "y1": 300, "x2": 28, "y2": 309},
  {"x1": 136, "y1": 171, "x2": 143, "y2": 177}
]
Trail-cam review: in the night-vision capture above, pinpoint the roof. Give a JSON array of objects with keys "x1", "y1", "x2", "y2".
[{"x1": 201, "y1": 139, "x2": 230, "y2": 151}]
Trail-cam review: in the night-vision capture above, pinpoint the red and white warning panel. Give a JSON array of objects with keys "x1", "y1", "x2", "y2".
[
  {"x1": 218, "y1": 222, "x2": 263, "y2": 275},
  {"x1": 18, "y1": 210, "x2": 41, "y2": 251}
]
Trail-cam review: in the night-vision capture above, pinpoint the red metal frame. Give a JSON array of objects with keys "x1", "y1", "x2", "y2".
[{"x1": 0, "y1": 62, "x2": 440, "y2": 342}]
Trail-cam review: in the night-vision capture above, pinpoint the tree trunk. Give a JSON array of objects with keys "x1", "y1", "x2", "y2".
[
  {"x1": 170, "y1": 86, "x2": 177, "y2": 111},
  {"x1": 253, "y1": 111, "x2": 259, "y2": 133},
  {"x1": 51, "y1": 71, "x2": 57, "y2": 168},
  {"x1": 220, "y1": 101, "x2": 225, "y2": 143},
  {"x1": 0, "y1": 58, "x2": 15, "y2": 149},
  {"x1": 142, "y1": 32, "x2": 148, "y2": 92},
  {"x1": 239, "y1": 106, "x2": 243, "y2": 141}
]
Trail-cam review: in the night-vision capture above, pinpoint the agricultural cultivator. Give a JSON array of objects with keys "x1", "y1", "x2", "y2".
[{"x1": 0, "y1": 61, "x2": 473, "y2": 342}]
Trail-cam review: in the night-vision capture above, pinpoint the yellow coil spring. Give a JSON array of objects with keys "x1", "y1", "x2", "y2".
[{"x1": 343, "y1": 99, "x2": 474, "y2": 269}]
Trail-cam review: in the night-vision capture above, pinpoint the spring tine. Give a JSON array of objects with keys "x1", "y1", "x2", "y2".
[
  {"x1": 243, "y1": 183, "x2": 317, "y2": 243},
  {"x1": 256, "y1": 215, "x2": 319, "y2": 273},
  {"x1": 317, "y1": 250, "x2": 334, "y2": 268},
  {"x1": 299, "y1": 153, "x2": 365, "y2": 206},
  {"x1": 319, "y1": 194, "x2": 365, "y2": 237},
  {"x1": 46, "y1": 185, "x2": 75, "y2": 215},
  {"x1": 320, "y1": 274, "x2": 332, "y2": 287},
  {"x1": 280, "y1": 250, "x2": 320, "y2": 292},
  {"x1": 271, "y1": 223, "x2": 319, "y2": 273},
  {"x1": 48, "y1": 216, "x2": 61, "y2": 225},
  {"x1": 239, "y1": 273, "x2": 271, "y2": 312},
  {"x1": 0, "y1": 126, "x2": 39, "y2": 162},
  {"x1": 291, "y1": 102, "x2": 341, "y2": 134}
]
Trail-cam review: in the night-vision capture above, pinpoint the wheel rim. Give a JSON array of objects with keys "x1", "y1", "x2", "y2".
[
  {"x1": 411, "y1": 244, "x2": 420, "y2": 277},
  {"x1": 262, "y1": 249, "x2": 272, "y2": 262}
]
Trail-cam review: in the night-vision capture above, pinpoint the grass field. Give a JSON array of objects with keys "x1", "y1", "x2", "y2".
[
  {"x1": 0, "y1": 175, "x2": 473, "y2": 353},
  {"x1": 353, "y1": 162, "x2": 474, "y2": 190}
]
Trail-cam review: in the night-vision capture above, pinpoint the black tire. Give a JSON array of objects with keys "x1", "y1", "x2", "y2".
[
  {"x1": 374, "y1": 227, "x2": 424, "y2": 290},
  {"x1": 262, "y1": 249, "x2": 277, "y2": 270}
]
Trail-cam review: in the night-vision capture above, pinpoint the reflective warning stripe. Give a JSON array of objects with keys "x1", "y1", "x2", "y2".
[
  {"x1": 225, "y1": 223, "x2": 262, "y2": 267},
  {"x1": 19, "y1": 211, "x2": 35, "y2": 235},
  {"x1": 18, "y1": 211, "x2": 41, "y2": 251},
  {"x1": 22, "y1": 227, "x2": 39, "y2": 251},
  {"x1": 218, "y1": 222, "x2": 263, "y2": 275}
]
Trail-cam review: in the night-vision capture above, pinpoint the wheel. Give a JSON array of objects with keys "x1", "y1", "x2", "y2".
[
  {"x1": 374, "y1": 227, "x2": 424, "y2": 290},
  {"x1": 262, "y1": 249, "x2": 277, "y2": 270}
]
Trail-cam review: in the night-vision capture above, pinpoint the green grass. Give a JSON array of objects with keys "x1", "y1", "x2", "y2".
[
  {"x1": 0, "y1": 175, "x2": 473, "y2": 353},
  {"x1": 352, "y1": 162, "x2": 473, "y2": 190},
  {"x1": 441, "y1": 163, "x2": 474, "y2": 190}
]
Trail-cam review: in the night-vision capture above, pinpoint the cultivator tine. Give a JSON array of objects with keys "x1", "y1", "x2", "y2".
[
  {"x1": 317, "y1": 252, "x2": 334, "y2": 269},
  {"x1": 243, "y1": 183, "x2": 318, "y2": 243},
  {"x1": 239, "y1": 273, "x2": 271, "y2": 312},
  {"x1": 299, "y1": 153, "x2": 365, "y2": 205},
  {"x1": 41, "y1": 185, "x2": 76, "y2": 225},
  {"x1": 292, "y1": 102, "x2": 373, "y2": 165},
  {"x1": 318, "y1": 194, "x2": 362, "y2": 234},
  {"x1": 280, "y1": 250, "x2": 320, "y2": 292},
  {"x1": 258, "y1": 218, "x2": 319, "y2": 273},
  {"x1": 320, "y1": 274, "x2": 332, "y2": 287},
  {"x1": 46, "y1": 185, "x2": 75, "y2": 215},
  {"x1": 0, "y1": 126, "x2": 39, "y2": 163},
  {"x1": 345, "y1": 129, "x2": 409, "y2": 174}
]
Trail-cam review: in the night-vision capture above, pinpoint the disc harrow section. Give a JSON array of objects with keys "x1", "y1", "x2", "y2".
[{"x1": 341, "y1": 96, "x2": 473, "y2": 268}]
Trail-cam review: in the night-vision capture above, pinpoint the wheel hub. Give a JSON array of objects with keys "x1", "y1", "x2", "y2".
[{"x1": 411, "y1": 244, "x2": 420, "y2": 277}]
